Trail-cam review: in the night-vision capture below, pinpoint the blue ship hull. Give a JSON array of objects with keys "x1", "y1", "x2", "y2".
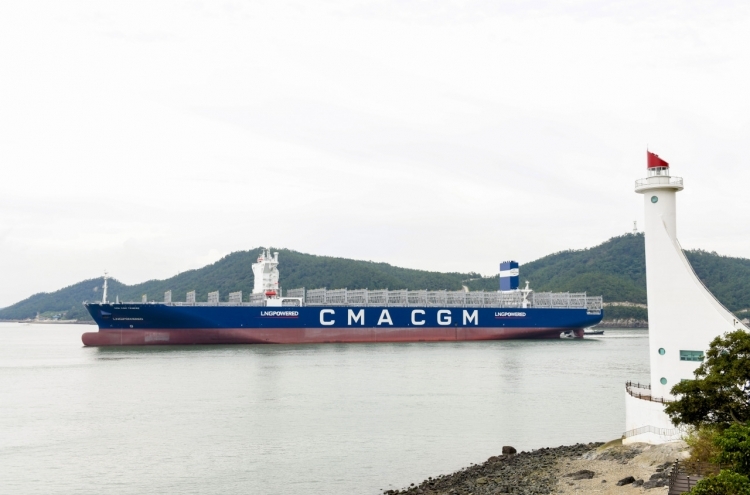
[{"x1": 82, "y1": 304, "x2": 603, "y2": 346}]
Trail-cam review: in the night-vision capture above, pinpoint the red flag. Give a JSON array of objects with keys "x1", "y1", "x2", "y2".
[{"x1": 647, "y1": 151, "x2": 669, "y2": 168}]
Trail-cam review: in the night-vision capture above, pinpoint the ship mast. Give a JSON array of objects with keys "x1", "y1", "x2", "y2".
[{"x1": 102, "y1": 271, "x2": 109, "y2": 304}]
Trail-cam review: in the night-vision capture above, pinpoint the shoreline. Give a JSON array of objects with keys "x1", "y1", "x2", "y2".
[
  {"x1": 386, "y1": 440, "x2": 687, "y2": 495},
  {"x1": 596, "y1": 320, "x2": 648, "y2": 328}
]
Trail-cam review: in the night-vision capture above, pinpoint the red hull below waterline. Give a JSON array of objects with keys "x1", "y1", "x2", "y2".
[{"x1": 81, "y1": 327, "x2": 584, "y2": 346}]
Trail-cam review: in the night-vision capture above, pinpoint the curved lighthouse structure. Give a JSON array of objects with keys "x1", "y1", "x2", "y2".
[{"x1": 624, "y1": 152, "x2": 749, "y2": 444}]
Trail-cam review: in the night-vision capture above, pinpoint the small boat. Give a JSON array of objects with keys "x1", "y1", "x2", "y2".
[{"x1": 584, "y1": 329, "x2": 604, "y2": 336}]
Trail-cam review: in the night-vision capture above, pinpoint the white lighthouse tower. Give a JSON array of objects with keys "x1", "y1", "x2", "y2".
[{"x1": 624, "y1": 151, "x2": 749, "y2": 444}]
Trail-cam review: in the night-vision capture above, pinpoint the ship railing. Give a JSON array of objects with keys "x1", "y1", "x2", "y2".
[
  {"x1": 289, "y1": 288, "x2": 598, "y2": 309},
  {"x1": 569, "y1": 295, "x2": 587, "y2": 307},
  {"x1": 326, "y1": 289, "x2": 348, "y2": 305},
  {"x1": 346, "y1": 289, "x2": 368, "y2": 305},
  {"x1": 168, "y1": 301, "x2": 265, "y2": 307},
  {"x1": 409, "y1": 290, "x2": 426, "y2": 305},
  {"x1": 248, "y1": 293, "x2": 267, "y2": 305},
  {"x1": 586, "y1": 296, "x2": 603, "y2": 314},
  {"x1": 446, "y1": 291, "x2": 465, "y2": 306},
  {"x1": 532, "y1": 292, "x2": 586, "y2": 308},
  {"x1": 122, "y1": 289, "x2": 602, "y2": 310},
  {"x1": 529, "y1": 292, "x2": 602, "y2": 313},
  {"x1": 424, "y1": 290, "x2": 445, "y2": 306},
  {"x1": 306, "y1": 288, "x2": 327, "y2": 305},
  {"x1": 286, "y1": 288, "x2": 305, "y2": 300},
  {"x1": 462, "y1": 292, "x2": 478, "y2": 306},
  {"x1": 367, "y1": 290, "x2": 388, "y2": 306},
  {"x1": 497, "y1": 292, "x2": 524, "y2": 307},
  {"x1": 388, "y1": 290, "x2": 408, "y2": 306}
]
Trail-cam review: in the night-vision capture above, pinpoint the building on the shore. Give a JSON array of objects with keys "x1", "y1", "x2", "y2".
[{"x1": 624, "y1": 151, "x2": 749, "y2": 445}]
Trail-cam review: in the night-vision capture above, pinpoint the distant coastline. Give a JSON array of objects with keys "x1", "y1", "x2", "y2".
[
  {"x1": 596, "y1": 319, "x2": 648, "y2": 328},
  {"x1": 4, "y1": 234, "x2": 750, "y2": 325},
  {"x1": 0, "y1": 319, "x2": 92, "y2": 325},
  {"x1": 1, "y1": 318, "x2": 645, "y2": 328}
]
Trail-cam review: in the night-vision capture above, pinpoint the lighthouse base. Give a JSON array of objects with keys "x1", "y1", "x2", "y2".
[{"x1": 623, "y1": 391, "x2": 682, "y2": 445}]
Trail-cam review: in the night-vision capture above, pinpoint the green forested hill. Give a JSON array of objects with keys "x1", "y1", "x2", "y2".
[
  {"x1": 0, "y1": 248, "x2": 476, "y2": 321},
  {"x1": 465, "y1": 233, "x2": 750, "y2": 315},
  {"x1": 465, "y1": 234, "x2": 648, "y2": 303},
  {"x1": 2, "y1": 234, "x2": 750, "y2": 322}
]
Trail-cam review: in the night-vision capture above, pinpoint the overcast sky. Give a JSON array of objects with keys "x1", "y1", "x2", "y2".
[{"x1": 1, "y1": 0, "x2": 749, "y2": 307}]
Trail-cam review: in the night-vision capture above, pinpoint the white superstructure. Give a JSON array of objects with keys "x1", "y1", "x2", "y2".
[
  {"x1": 624, "y1": 152, "x2": 748, "y2": 444},
  {"x1": 252, "y1": 248, "x2": 280, "y2": 296}
]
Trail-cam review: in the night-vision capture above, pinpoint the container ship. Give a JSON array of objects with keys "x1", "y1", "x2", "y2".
[{"x1": 81, "y1": 250, "x2": 603, "y2": 346}]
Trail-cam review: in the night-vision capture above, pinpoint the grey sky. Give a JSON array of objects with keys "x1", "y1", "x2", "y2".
[{"x1": 1, "y1": 1, "x2": 749, "y2": 307}]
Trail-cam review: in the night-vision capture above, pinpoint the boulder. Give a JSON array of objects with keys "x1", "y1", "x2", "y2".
[
  {"x1": 565, "y1": 470, "x2": 596, "y2": 480},
  {"x1": 616, "y1": 476, "x2": 636, "y2": 486},
  {"x1": 502, "y1": 446, "x2": 517, "y2": 455}
]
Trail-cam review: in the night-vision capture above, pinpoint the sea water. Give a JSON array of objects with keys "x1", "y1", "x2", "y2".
[{"x1": 0, "y1": 323, "x2": 649, "y2": 495}]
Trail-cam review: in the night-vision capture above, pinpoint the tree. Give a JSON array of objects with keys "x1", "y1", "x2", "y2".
[{"x1": 666, "y1": 330, "x2": 750, "y2": 427}]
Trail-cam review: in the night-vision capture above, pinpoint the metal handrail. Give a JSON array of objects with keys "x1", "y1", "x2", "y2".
[
  {"x1": 635, "y1": 176, "x2": 684, "y2": 188},
  {"x1": 623, "y1": 424, "x2": 682, "y2": 438},
  {"x1": 625, "y1": 381, "x2": 672, "y2": 404},
  {"x1": 626, "y1": 381, "x2": 651, "y2": 390},
  {"x1": 105, "y1": 288, "x2": 605, "y2": 310}
]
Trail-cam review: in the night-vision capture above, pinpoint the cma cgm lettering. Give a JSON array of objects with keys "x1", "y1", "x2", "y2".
[
  {"x1": 81, "y1": 249, "x2": 603, "y2": 346},
  {"x1": 318, "y1": 308, "x2": 480, "y2": 326}
]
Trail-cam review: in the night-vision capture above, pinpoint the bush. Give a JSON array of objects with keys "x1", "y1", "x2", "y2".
[
  {"x1": 690, "y1": 470, "x2": 750, "y2": 495},
  {"x1": 715, "y1": 422, "x2": 750, "y2": 476},
  {"x1": 686, "y1": 425, "x2": 723, "y2": 464}
]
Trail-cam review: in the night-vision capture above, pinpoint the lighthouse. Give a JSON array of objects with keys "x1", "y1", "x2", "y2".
[{"x1": 624, "y1": 151, "x2": 749, "y2": 444}]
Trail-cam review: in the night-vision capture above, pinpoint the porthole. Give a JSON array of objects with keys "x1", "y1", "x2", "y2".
[
  {"x1": 660, "y1": 377, "x2": 667, "y2": 385},
  {"x1": 658, "y1": 348, "x2": 665, "y2": 355},
  {"x1": 651, "y1": 196, "x2": 659, "y2": 203}
]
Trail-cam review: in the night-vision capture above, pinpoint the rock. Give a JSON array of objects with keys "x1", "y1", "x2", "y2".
[
  {"x1": 634, "y1": 479, "x2": 644, "y2": 486},
  {"x1": 385, "y1": 442, "x2": 606, "y2": 495},
  {"x1": 616, "y1": 476, "x2": 636, "y2": 486},
  {"x1": 649, "y1": 471, "x2": 669, "y2": 480},
  {"x1": 565, "y1": 470, "x2": 596, "y2": 480}
]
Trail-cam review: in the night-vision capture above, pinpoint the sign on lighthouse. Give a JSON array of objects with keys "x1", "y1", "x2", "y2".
[{"x1": 624, "y1": 151, "x2": 749, "y2": 444}]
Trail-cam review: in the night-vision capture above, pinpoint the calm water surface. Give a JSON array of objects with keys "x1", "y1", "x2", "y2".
[{"x1": 0, "y1": 323, "x2": 649, "y2": 495}]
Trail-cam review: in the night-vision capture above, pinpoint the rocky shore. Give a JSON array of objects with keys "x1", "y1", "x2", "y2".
[{"x1": 386, "y1": 440, "x2": 688, "y2": 495}]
